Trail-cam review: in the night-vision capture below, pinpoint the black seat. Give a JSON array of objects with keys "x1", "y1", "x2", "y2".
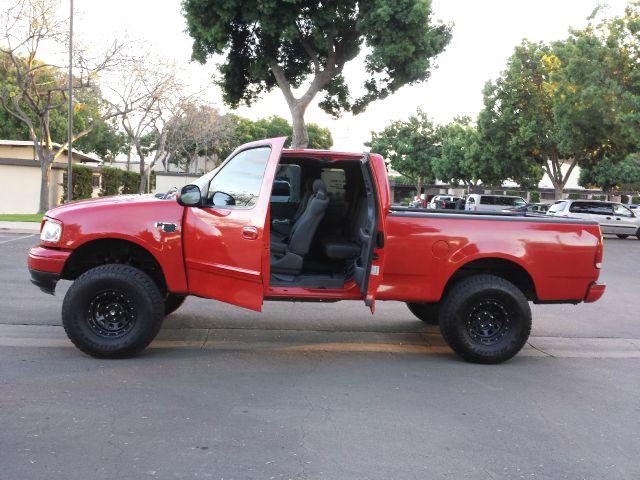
[
  {"x1": 322, "y1": 197, "x2": 368, "y2": 260},
  {"x1": 271, "y1": 177, "x2": 315, "y2": 244},
  {"x1": 270, "y1": 179, "x2": 329, "y2": 275}
]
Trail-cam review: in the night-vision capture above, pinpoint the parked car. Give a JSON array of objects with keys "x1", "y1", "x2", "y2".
[
  {"x1": 428, "y1": 195, "x2": 464, "y2": 209},
  {"x1": 465, "y1": 194, "x2": 527, "y2": 212},
  {"x1": 547, "y1": 199, "x2": 640, "y2": 239},
  {"x1": 502, "y1": 203, "x2": 550, "y2": 214},
  {"x1": 28, "y1": 137, "x2": 605, "y2": 364}
]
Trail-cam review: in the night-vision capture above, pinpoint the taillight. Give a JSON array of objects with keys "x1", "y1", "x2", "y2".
[{"x1": 595, "y1": 234, "x2": 603, "y2": 269}]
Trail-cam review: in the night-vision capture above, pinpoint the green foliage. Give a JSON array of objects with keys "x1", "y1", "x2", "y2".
[
  {"x1": 432, "y1": 117, "x2": 482, "y2": 187},
  {"x1": 99, "y1": 167, "x2": 124, "y2": 197},
  {"x1": 477, "y1": 4, "x2": 640, "y2": 194},
  {"x1": 182, "y1": 0, "x2": 451, "y2": 115},
  {"x1": 369, "y1": 109, "x2": 439, "y2": 185},
  {"x1": 632, "y1": 196, "x2": 640, "y2": 203},
  {"x1": 62, "y1": 165, "x2": 93, "y2": 201},
  {"x1": 591, "y1": 194, "x2": 606, "y2": 201},
  {"x1": 0, "y1": 53, "x2": 124, "y2": 157},
  {"x1": 122, "y1": 171, "x2": 140, "y2": 194},
  {"x1": 579, "y1": 154, "x2": 640, "y2": 192},
  {"x1": 220, "y1": 115, "x2": 333, "y2": 159},
  {"x1": 568, "y1": 192, "x2": 581, "y2": 200},
  {"x1": 529, "y1": 191, "x2": 541, "y2": 203},
  {"x1": 506, "y1": 190, "x2": 523, "y2": 196}
]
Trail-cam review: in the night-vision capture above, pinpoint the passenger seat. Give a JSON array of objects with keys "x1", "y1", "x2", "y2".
[{"x1": 270, "y1": 179, "x2": 330, "y2": 275}]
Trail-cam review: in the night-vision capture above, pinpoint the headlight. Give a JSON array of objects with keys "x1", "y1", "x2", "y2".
[{"x1": 40, "y1": 219, "x2": 62, "y2": 243}]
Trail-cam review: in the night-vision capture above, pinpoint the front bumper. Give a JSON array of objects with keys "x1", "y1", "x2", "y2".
[
  {"x1": 28, "y1": 246, "x2": 71, "y2": 295},
  {"x1": 29, "y1": 268, "x2": 60, "y2": 295}
]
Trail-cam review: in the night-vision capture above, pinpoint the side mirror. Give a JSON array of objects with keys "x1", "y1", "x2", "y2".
[{"x1": 177, "y1": 184, "x2": 202, "y2": 207}]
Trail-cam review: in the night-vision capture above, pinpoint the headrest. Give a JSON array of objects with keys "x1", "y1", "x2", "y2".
[{"x1": 312, "y1": 179, "x2": 326, "y2": 195}]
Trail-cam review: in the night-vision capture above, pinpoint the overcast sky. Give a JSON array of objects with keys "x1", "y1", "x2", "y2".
[{"x1": 3, "y1": 0, "x2": 632, "y2": 157}]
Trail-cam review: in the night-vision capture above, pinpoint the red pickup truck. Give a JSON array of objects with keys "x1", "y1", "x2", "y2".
[{"x1": 28, "y1": 137, "x2": 605, "y2": 363}]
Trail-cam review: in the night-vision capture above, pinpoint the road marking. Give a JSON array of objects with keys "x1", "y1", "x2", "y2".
[
  {"x1": 0, "y1": 234, "x2": 36, "y2": 244},
  {"x1": 1, "y1": 325, "x2": 640, "y2": 358}
]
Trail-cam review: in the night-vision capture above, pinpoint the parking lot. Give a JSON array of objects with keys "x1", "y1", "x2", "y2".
[{"x1": 1, "y1": 232, "x2": 639, "y2": 479}]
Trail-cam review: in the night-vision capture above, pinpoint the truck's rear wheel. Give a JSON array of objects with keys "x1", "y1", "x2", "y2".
[
  {"x1": 616, "y1": 234, "x2": 628, "y2": 239},
  {"x1": 406, "y1": 302, "x2": 440, "y2": 325},
  {"x1": 165, "y1": 294, "x2": 186, "y2": 315},
  {"x1": 439, "y1": 274, "x2": 531, "y2": 364},
  {"x1": 62, "y1": 264, "x2": 164, "y2": 358}
]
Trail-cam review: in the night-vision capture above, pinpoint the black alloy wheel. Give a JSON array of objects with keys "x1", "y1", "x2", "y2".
[{"x1": 62, "y1": 264, "x2": 164, "y2": 358}]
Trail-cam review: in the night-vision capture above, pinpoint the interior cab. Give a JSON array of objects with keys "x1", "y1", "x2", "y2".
[
  {"x1": 180, "y1": 137, "x2": 384, "y2": 312},
  {"x1": 267, "y1": 152, "x2": 380, "y2": 296}
]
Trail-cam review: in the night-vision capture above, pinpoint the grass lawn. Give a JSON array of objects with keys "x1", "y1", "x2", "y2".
[{"x1": 0, "y1": 214, "x2": 43, "y2": 222}]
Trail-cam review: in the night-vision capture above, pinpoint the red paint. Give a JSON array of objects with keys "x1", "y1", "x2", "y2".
[{"x1": 28, "y1": 138, "x2": 605, "y2": 311}]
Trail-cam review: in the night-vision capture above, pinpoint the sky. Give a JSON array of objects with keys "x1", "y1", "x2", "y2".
[{"x1": 1, "y1": 0, "x2": 632, "y2": 185}]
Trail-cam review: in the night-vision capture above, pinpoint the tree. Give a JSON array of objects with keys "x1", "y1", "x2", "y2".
[
  {"x1": 108, "y1": 58, "x2": 186, "y2": 193},
  {"x1": 579, "y1": 154, "x2": 640, "y2": 196},
  {"x1": 226, "y1": 115, "x2": 333, "y2": 157},
  {"x1": 478, "y1": 4, "x2": 640, "y2": 199},
  {"x1": 0, "y1": 0, "x2": 125, "y2": 212},
  {"x1": 369, "y1": 109, "x2": 439, "y2": 195},
  {"x1": 432, "y1": 117, "x2": 482, "y2": 191},
  {"x1": 182, "y1": 0, "x2": 451, "y2": 148},
  {"x1": 164, "y1": 102, "x2": 236, "y2": 173}
]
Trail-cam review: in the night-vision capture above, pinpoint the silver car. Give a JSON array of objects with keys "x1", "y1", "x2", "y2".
[{"x1": 547, "y1": 200, "x2": 640, "y2": 239}]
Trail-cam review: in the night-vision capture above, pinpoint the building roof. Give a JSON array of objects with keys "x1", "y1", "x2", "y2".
[{"x1": 0, "y1": 140, "x2": 101, "y2": 163}]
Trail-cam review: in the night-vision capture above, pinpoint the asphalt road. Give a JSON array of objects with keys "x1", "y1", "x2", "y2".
[{"x1": 1, "y1": 233, "x2": 639, "y2": 480}]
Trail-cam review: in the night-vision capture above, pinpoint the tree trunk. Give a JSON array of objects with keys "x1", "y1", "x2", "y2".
[
  {"x1": 37, "y1": 150, "x2": 53, "y2": 213},
  {"x1": 553, "y1": 184, "x2": 564, "y2": 200},
  {"x1": 289, "y1": 103, "x2": 309, "y2": 149}
]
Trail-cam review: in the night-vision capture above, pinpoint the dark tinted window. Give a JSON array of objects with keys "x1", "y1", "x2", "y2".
[
  {"x1": 207, "y1": 147, "x2": 271, "y2": 208},
  {"x1": 271, "y1": 164, "x2": 301, "y2": 204},
  {"x1": 569, "y1": 202, "x2": 613, "y2": 215},
  {"x1": 480, "y1": 196, "x2": 496, "y2": 205}
]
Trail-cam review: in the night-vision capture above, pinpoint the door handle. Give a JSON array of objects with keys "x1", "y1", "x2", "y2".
[
  {"x1": 242, "y1": 226, "x2": 259, "y2": 240},
  {"x1": 606, "y1": 217, "x2": 612, "y2": 220}
]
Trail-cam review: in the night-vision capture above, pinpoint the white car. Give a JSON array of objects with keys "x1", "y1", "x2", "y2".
[
  {"x1": 464, "y1": 194, "x2": 527, "y2": 213},
  {"x1": 547, "y1": 200, "x2": 640, "y2": 239}
]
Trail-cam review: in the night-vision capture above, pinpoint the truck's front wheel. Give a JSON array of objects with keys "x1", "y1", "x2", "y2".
[
  {"x1": 439, "y1": 275, "x2": 531, "y2": 364},
  {"x1": 165, "y1": 294, "x2": 186, "y2": 315},
  {"x1": 62, "y1": 264, "x2": 164, "y2": 358}
]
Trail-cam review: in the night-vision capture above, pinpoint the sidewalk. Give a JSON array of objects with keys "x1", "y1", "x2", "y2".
[{"x1": 0, "y1": 221, "x2": 40, "y2": 234}]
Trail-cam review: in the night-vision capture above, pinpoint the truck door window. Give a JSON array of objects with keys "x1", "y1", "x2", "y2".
[
  {"x1": 271, "y1": 164, "x2": 301, "y2": 204},
  {"x1": 207, "y1": 147, "x2": 271, "y2": 208},
  {"x1": 321, "y1": 168, "x2": 347, "y2": 207}
]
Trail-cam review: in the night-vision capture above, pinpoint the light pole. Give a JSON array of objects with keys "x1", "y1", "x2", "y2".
[{"x1": 66, "y1": 0, "x2": 73, "y2": 202}]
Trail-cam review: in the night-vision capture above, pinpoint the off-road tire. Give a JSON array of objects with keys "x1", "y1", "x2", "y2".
[
  {"x1": 439, "y1": 274, "x2": 531, "y2": 364},
  {"x1": 407, "y1": 302, "x2": 440, "y2": 325},
  {"x1": 62, "y1": 264, "x2": 164, "y2": 359},
  {"x1": 165, "y1": 294, "x2": 187, "y2": 315}
]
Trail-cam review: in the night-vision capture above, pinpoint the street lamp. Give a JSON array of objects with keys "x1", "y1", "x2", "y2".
[{"x1": 66, "y1": 0, "x2": 73, "y2": 202}]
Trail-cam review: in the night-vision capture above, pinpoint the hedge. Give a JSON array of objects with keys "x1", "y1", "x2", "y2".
[
  {"x1": 632, "y1": 196, "x2": 640, "y2": 204},
  {"x1": 62, "y1": 165, "x2": 93, "y2": 201},
  {"x1": 122, "y1": 171, "x2": 140, "y2": 194},
  {"x1": 100, "y1": 166, "x2": 124, "y2": 196},
  {"x1": 529, "y1": 191, "x2": 540, "y2": 203}
]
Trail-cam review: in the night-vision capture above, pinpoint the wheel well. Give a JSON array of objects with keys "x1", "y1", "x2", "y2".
[
  {"x1": 62, "y1": 239, "x2": 167, "y2": 294},
  {"x1": 442, "y1": 258, "x2": 537, "y2": 301}
]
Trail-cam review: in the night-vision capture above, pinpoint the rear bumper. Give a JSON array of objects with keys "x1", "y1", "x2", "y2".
[
  {"x1": 28, "y1": 246, "x2": 71, "y2": 295},
  {"x1": 584, "y1": 282, "x2": 606, "y2": 303}
]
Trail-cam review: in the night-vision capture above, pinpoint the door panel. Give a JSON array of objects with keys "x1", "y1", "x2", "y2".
[
  {"x1": 182, "y1": 138, "x2": 286, "y2": 311},
  {"x1": 359, "y1": 156, "x2": 385, "y2": 313}
]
